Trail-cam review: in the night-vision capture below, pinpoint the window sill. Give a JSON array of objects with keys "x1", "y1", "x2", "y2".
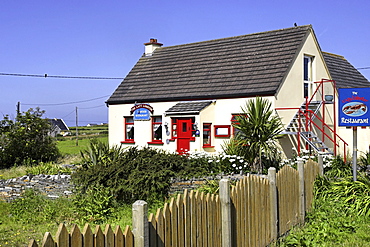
[
  {"x1": 121, "y1": 141, "x2": 135, "y2": 144},
  {"x1": 202, "y1": 145, "x2": 214, "y2": 148},
  {"x1": 147, "y1": 141, "x2": 164, "y2": 145}
]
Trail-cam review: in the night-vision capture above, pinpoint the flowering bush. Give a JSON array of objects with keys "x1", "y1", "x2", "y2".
[
  {"x1": 186, "y1": 151, "x2": 250, "y2": 174},
  {"x1": 280, "y1": 147, "x2": 334, "y2": 169}
]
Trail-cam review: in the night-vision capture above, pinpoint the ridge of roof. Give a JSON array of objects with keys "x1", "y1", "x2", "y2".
[
  {"x1": 322, "y1": 51, "x2": 345, "y2": 60},
  {"x1": 156, "y1": 25, "x2": 312, "y2": 51}
]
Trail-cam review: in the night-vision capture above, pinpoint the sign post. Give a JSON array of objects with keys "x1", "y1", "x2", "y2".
[{"x1": 339, "y1": 87, "x2": 370, "y2": 181}]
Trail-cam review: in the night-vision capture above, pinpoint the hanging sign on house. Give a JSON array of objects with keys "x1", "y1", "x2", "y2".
[
  {"x1": 131, "y1": 104, "x2": 153, "y2": 121},
  {"x1": 339, "y1": 87, "x2": 370, "y2": 126}
]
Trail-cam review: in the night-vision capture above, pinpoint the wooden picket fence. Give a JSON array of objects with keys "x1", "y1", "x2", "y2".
[
  {"x1": 29, "y1": 159, "x2": 321, "y2": 247},
  {"x1": 28, "y1": 224, "x2": 133, "y2": 247}
]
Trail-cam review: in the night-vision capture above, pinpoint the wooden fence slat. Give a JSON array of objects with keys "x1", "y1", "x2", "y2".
[
  {"x1": 169, "y1": 197, "x2": 178, "y2": 247},
  {"x1": 56, "y1": 223, "x2": 69, "y2": 247},
  {"x1": 200, "y1": 192, "x2": 207, "y2": 247},
  {"x1": 148, "y1": 213, "x2": 158, "y2": 247},
  {"x1": 70, "y1": 224, "x2": 82, "y2": 247},
  {"x1": 215, "y1": 195, "x2": 221, "y2": 247},
  {"x1": 104, "y1": 225, "x2": 114, "y2": 247},
  {"x1": 155, "y1": 208, "x2": 165, "y2": 247},
  {"x1": 189, "y1": 190, "x2": 197, "y2": 246},
  {"x1": 82, "y1": 224, "x2": 93, "y2": 247},
  {"x1": 123, "y1": 225, "x2": 133, "y2": 247},
  {"x1": 95, "y1": 225, "x2": 104, "y2": 247},
  {"x1": 114, "y1": 225, "x2": 124, "y2": 247},
  {"x1": 183, "y1": 189, "x2": 191, "y2": 247},
  {"x1": 205, "y1": 193, "x2": 211, "y2": 247},
  {"x1": 28, "y1": 239, "x2": 38, "y2": 247},
  {"x1": 41, "y1": 232, "x2": 55, "y2": 247},
  {"x1": 195, "y1": 190, "x2": 202, "y2": 247},
  {"x1": 176, "y1": 194, "x2": 184, "y2": 247},
  {"x1": 163, "y1": 203, "x2": 171, "y2": 246}
]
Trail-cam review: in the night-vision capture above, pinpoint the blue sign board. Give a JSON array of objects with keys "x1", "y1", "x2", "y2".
[
  {"x1": 134, "y1": 108, "x2": 151, "y2": 120},
  {"x1": 131, "y1": 103, "x2": 153, "y2": 121},
  {"x1": 339, "y1": 88, "x2": 370, "y2": 127}
]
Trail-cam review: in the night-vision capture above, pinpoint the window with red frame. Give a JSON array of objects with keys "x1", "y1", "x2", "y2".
[
  {"x1": 151, "y1": 116, "x2": 163, "y2": 143},
  {"x1": 171, "y1": 118, "x2": 177, "y2": 140},
  {"x1": 123, "y1": 116, "x2": 134, "y2": 143},
  {"x1": 231, "y1": 114, "x2": 247, "y2": 136},
  {"x1": 203, "y1": 123, "x2": 212, "y2": 147}
]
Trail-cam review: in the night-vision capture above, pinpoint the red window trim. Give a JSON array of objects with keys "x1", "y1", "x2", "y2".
[
  {"x1": 214, "y1": 125, "x2": 231, "y2": 137},
  {"x1": 150, "y1": 116, "x2": 163, "y2": 144},
  {"x1": 231, "y1": 114, "x2": 247, "y2": 136},
  {"x1": 202, "y1": 123, "x2": 213, "y2": 148},
  {"x1": 147, "y1": 141, "x2": 164, "y2": 145},
  {"x1": 121, "y1": 140, "x2": 135, "y2": 144},
  {"x1": 124, "y1": 116, "x2": 134, "y2": 142}
]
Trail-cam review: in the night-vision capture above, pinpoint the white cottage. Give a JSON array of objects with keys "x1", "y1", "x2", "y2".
[{"x1": 107, "y1": 25, "x2": 370, "y2": 158}]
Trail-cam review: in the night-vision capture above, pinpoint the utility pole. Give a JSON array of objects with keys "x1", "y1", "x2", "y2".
[
  {"x1": 16, "y1": 102, "x2": 20, "y2": 120},
  {"x1": 76, "y1": 106, "x2": 78, "y2": 146}
]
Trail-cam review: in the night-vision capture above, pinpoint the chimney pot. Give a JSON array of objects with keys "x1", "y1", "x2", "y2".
[{"x1": 144, "y1": 38, "x2": 163, "y2": 56}]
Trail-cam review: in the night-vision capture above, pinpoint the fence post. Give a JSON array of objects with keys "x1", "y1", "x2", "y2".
[
  {"x1": 219, "y1": 179, "x2": 232, "y2": 247},
  {"x1": 318, "y1": 154, "x2": 324, "y2": 176},
  {"x1": 268, "y1": 167, "x2": 278, "y2": 240},
  {"x1": 298, "y1": 159, "x2": 305, "y2": 224},
  {"x1": 132, "y1": 200, "x2": 149, "y2": 247}
]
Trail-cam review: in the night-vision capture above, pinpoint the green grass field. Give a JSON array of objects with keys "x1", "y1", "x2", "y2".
[
  {"x1": 57, "y1": 136, "x2": 108, "y2": 156},
  {"x1": 57, "y1": 124, "x2": 108, "y2": 156}
]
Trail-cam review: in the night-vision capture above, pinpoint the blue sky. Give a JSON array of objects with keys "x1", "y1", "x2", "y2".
[{"x1": 1, "y1": 0, "x2": 369, "y2": 127}]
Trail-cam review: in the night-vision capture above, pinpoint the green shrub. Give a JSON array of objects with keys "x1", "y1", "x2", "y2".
[
  {"x1": 73, "y1": 142, "x2": 187, "y2": 204},
  {"x1": 0, "y1": 108, "x2": 60, "y2": 168},
  {"x1": 73, "y1": 184, "x2": 115, "y2": 224}
]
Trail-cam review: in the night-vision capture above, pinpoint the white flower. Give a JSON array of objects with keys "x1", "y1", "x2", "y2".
[
  {"x1": 232, "y1": 164, "x2": 237, "y2": 167},
  {"x1": 239, "y1": 166, "x2": 242, "y2": 170},
  {"x1": 229, "y1": 159, "x2": 236, "y2": 163}
]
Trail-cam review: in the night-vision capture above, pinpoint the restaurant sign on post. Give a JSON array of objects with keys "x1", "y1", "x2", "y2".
[
  {"x1": 339, "y1": 87, "x2": 370, "y2": 181},
  {"x1": 339, "y1": 87, "x2": 370, "y2": 127}
]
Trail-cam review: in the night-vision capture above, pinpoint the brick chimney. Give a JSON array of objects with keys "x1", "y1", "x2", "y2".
[{"x1": 144, "y1": 38, "x2": 163, "y2": 56}]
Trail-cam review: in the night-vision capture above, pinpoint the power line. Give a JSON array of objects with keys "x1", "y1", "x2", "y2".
[
  {"x1": 357, "y1": 67, "x2": 370, "y2": 70},
  {"x1": 23, "y1": 95, "x2": 110, "y2": 106},
  {"x1": 79, "y1": 105, "x2": 106, "y2": 110},
  {"x1": 0, "y1": 72, "x2": 124, "y2": 80}
]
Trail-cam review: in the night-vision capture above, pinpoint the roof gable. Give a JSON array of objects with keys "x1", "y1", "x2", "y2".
[{"x1": 107, "y1": 25, "x2": 312, "y2": 104}]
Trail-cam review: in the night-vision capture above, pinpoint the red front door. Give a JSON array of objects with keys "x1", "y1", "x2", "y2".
[{"x1": 177, "y1": 118, "x2": 192, "y2": 154}]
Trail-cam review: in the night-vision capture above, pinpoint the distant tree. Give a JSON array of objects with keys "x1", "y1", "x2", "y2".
[
  {"x1": 230, "y1": 97, "x2": 284, "y2": 173},
  {"x1": 0, "y1": 108, "x2": 60, "y2": 168}
]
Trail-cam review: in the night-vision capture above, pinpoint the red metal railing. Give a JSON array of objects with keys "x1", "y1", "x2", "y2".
[{"x1": 276, "y1": 79, "x2": 348, "y2": 161}]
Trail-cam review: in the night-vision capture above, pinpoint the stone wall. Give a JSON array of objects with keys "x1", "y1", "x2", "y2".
[
  {"x1": 0, "y1": 174, "x2": 73, "y2": 202},
  {"x1": 0, "y1": 173, "x2": 252, "y2": 202}
]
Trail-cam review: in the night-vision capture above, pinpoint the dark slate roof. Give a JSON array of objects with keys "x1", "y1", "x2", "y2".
[
  {"x1": 165, "y1": 101, "x2": 213, "y2": 115},
  {"x1": 107, "y1": 25, "x2": 312, "y2": 104},
  {"x1": 323, "y1": 52, "x2": 370, "y2": 88},
  {"x1": 48, "y1": 119, "x2": 69, "y2": 131}
]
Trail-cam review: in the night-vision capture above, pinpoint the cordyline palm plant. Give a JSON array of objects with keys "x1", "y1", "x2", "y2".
[{"x1": 232, "y1": 97, "x2": 284, "y2": 173}]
